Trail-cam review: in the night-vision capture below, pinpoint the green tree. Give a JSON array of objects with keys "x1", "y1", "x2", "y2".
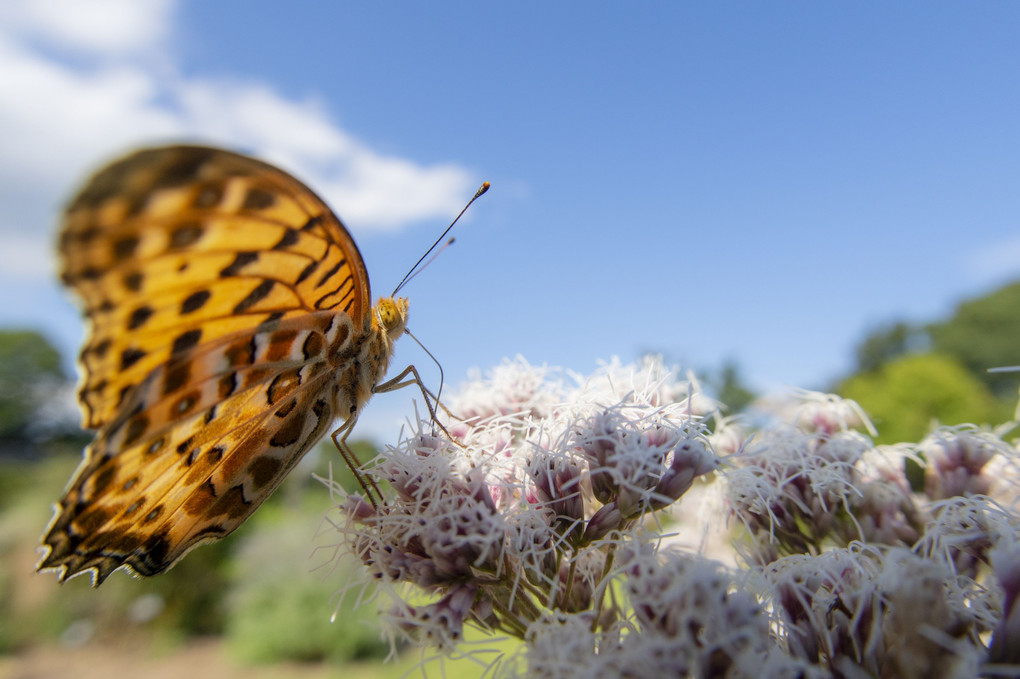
[
  {"x1": 928, "y1": 281, "x2": 1020, "y2": 400},
  {"x1": 838, "y1": 353, "x2": 1011, "y2": 445},
  {"x1": 853, "y1": 321, "x2": 926, "y2": 373},
  {"x1": 0, "y1": 330, "x2": 66, "y2": 442},
  {"x1": 710, "y1": 360, "x2": 756, "y2": 413}
]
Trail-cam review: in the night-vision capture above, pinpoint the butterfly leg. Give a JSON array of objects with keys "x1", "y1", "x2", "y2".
[
  {"x1": 374, "y1": 364, "x2": 463, "y2": 441},
  {"x1": 330, "y1": 365, "x2": 465, "y2": 510},
  {"x1": 331, "y1": 416, "x2": 386, "y2": 510}
]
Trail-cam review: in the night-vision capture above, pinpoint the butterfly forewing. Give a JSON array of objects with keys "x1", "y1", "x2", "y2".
[
  {"x1": 60, "y1": 146, "x2": 371, "y2": 428},
  {"x1": 41, "y1": 146, "x2": 400, "y2": 585}
]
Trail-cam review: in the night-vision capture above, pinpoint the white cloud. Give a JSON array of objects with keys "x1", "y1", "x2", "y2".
[
  {"x1": 0, "y1": 36, "x2": 179, "y2": 192},
  {"x1": 169, "y1": 80, "x2": 476, "y2": 229},
  {"x1": 0, "y1": 233, "x2": 58, "y2": 278},
  {"x1": 0, "y1": 0, "x2": 476, "y2": 287},
  {"x1": 321, "y1": 154, "x2": 479, "y2": 229},
  {"x1": 0, "y1": 0, "x2": 174, "y2": 57},
  {"x1": 173, "y1": 81, "x2": 353, "y2": 162}
]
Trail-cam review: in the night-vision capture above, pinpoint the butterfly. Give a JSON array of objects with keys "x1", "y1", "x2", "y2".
[{"x1": 38, "y1": 145, "x2": 485, "y2": 586}]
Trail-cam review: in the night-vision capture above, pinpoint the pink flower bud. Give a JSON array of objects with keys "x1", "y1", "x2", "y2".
[
  {"x1": 530, "y1": 456, "x2": 585, "y2": 543},
  {"x1": 584, "y1": 502, "x2": 623, "y2": 542},
  {"x1": 922, "y1": 429, "x2": 1003, "y2": 500},
  {"x1": 990, "y1": 544, "x2": 1020, "y2": 663},
  {"x1": 652, "y1": 439, "x2": 718, "y2": 508},
  {"x1": 391, "y1": 583, "x2": 479, "y2": 650},
  {"x1": 341, "y1": 495, "x2": 377, "y2": 523},
  {"x1": 580, "y1": 414, "x2": 621, "y2": 504}
]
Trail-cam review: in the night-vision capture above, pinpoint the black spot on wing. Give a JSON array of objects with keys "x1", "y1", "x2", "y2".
[
  {"x1": 225, "y1": 336, "x2": 256, "y2": 367},
  {"x1": 127, "y1": 305, "x2": 154, "y2": 330},
  {"x1": 251, "y1": 457, "x2": 282, "y2": 490},
  {"x1": 123, "y1": 415, "x2": 149, "y2": 447},
  {"x1": 136, "y1": 532, "x2": 173, "y2": 576},
  {"x1": 90, "y1": 338, "x2": 112, "y2": 359},
  {"x1": 120, "y1": 347, "x2": 146, "y2": 370},
  {"x1": 174, "y1": 391, "x2": 198, "y2": 415},
  {"x1": 146, "y1": 437, "x2": 165, "y2": 455},
  {"x1": 276, "y1": 400, "x2": 297, "y2": 418},
  {"x1": 153, "y1": 150, "x2": 216, "y2": 189},
  {"x1": 79, "y1": 379, "x2": 107, "y2": 406},
  {"x1": 176, "y1": 436, "x2": 194, "y2": 455},
  {"x1": 113, "y1": 236, "x2": 140, "y2": 261},
  {"x1": 193, "y1": 184, "x2": 223, "y2": 208},
  {"x1": 73, "y1": 226, "x2": 101, "y2": 244},
  {"x1": 164, "y1": 361, "x2": 191, "y2": 395},
  {"x1": 180, "y1": 290, "x2": 211, "y2": 314},
  {"x1": 269, "y1": 411, "x2": 305, "y2": 447},
  {"x1": 91, "y1": 466, "x2": 116, "y2": 495},
  {"x1": 302, "y1": 331, "x2": 324, "y2": 359},
  {"x1": 220, "y1": 251, "x2": 258, "y2": 277},
  {"x1": 315, "y1": 275, "x2": 354, "y2": 310},
  {"x1": 76, "y1": 266, "x2": 102, "y2": 282},
  {"x1": 218, "y1": 372, "x2": 239, "y2": 399},
  {"x1": 272, "y1": 228, "x2": 299, "y2": 251},
  {"x1": 170, "y1": 222, "x2": 204, "y2": 249},
  {"x1": 316, "y1": 259, "x2": 344, "y2": 288},
  {"x1": 171, "y1": 329, "x2": 202, "y2": 355},
  {"x1": 242, "y1": 187, "x2": 276, "y2": 210},
  {"x1": 295, "y1": 260, "x2": 319, "y2": 284},
  {"x1": 123, "y1": 271, "x2": 143, "y2": 292},
  {"x1": 124, "y1": 193, "x2": 150, "y2": 217},
  {"x1": 233, "y1": 280, "x2": 275, "y2": 314},
  {"x1": 256, "y1": 311, "x2": 285, "y2": 333}
]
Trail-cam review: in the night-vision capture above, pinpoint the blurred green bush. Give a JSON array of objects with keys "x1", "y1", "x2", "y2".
[{"x1": 1, "y1": 439, "x2": 389, "y2": 666}]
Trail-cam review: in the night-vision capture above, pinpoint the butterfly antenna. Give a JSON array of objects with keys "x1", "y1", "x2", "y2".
[
  {"x1": 391, "y1": 182, "x2": 490, "y2": 296},
  {"x1": 398, "y1": 237, "x2": 455, "y2": 289}
]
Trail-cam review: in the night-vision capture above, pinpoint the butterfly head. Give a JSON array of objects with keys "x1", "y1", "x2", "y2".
[{"x1": 374, "y1": 297, "x2": 410, "y2": 340}]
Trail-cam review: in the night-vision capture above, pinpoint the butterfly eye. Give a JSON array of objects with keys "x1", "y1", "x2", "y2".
[{"x1": 376, "y1": 298, "x2": 405, "y2": 333}]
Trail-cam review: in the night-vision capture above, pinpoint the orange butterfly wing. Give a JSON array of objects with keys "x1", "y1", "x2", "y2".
[{"x1": 40, "y1": 146, "x2": 396, "y2": 585}]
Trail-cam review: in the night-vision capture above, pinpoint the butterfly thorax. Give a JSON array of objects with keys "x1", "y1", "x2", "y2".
[{"x1": 331, "y1": 296, "x2": 409, "y2": 421}]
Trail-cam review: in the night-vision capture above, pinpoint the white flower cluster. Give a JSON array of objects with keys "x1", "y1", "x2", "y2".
[
  {"x1": 323, "y1": 357, "x2": 1020, "y2": 677},
  {"x1": 729, "y1": 391, "x2": 1020, "y2": 676}
]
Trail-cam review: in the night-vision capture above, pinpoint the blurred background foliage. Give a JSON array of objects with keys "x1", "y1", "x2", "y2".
[
  {"x1": 0, "y1": 330, "x2": 72, "y2": 448},
  {"x1": 834, "y1": 280, "x2": 1020, "y2": 444},
  {"x1": 691, "y1": 280, "x2": 1018, "y2": 445},
  {"x1": 0, "y1": 280, "x2": 1017, "y2": 674},
  {"x1": 0, "y1": 388, "x2": 410, "y2": 675}
]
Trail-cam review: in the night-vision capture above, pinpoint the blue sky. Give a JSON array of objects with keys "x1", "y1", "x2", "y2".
[{"x1": 1, "y1": 1, "x2": 1018, "y2": 438}]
